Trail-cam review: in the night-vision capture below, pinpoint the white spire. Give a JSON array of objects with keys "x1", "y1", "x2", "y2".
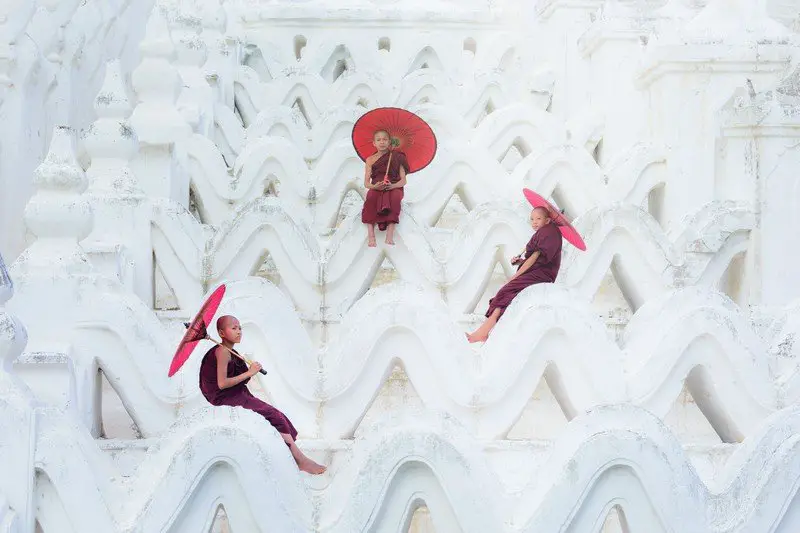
[
  {"x1": 17, "y1": 126, "x2": 93, "y2": 277},
  {"x1": 130, "y1": 7, "x2": 191, "y2": 146},
  {"x1": 84, "y1": 60, "x2": 141, "y2": 195}
]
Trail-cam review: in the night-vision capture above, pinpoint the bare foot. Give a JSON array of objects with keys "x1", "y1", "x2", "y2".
[
  {"x1": 368, "y1": 235, "x2": 377, "y2": 247},
  {"x1": 385, "y1": 237, "x2": 395, "y2": 246},
  {"x1": 297, "y1": 456, "x2": 327, "y2": 475},
  {"x1": 466, "y1": 331, "x2": 488, "y2": 343}
]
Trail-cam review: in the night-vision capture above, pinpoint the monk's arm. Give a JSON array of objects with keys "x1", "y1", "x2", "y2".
[
  {"x1": 364, "y1": 158, "x2": 383, "y2": 190},
  {"x1": 510, "y1": 251, "x2": 540, "y2": 281},
  {"x1": 389, "y1": 165, "x2": 407, "y2": 190},
  {"x1": 215, "y1": 347, "x2": 255, "y2": 390},
  {"x1": 363, "y1": 164, "x2": 372, "y2": 189}
]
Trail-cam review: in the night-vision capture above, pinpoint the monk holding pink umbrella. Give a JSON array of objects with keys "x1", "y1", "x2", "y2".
[
  {"x1": 168, "y1": 285, "x2": 326, "y2": 475},
  {"x1": 467, "y1": 189, "x2": 586, "y2": 343}
]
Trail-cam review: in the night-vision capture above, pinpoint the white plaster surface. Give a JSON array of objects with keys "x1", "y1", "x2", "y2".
[{"x1": 1, "y1": 0, "x2": 800, "y2": 532}]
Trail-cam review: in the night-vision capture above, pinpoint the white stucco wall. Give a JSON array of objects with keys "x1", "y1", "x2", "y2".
[{"x1": 1, "y1": 0, "x2": 800, "y2": 532}]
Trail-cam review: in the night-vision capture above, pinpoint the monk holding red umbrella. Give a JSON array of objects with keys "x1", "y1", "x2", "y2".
[
  {"x1": 169, "y1": 285, "x2": 326, "y2": 475},
  {"x1": 467, "y1": 189, "x2": 586, "y2": 343},
  {"x1": 352, "y1": 107, "x2": 437, "y2": 247}
]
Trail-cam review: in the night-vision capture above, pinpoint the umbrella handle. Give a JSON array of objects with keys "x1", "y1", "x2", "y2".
[
  {"x1": 383, "y1": 151, "x2": 393, "y2": 184},
  {"x1": 212, "y1": 339, "x2": 268, "y2": 375}
]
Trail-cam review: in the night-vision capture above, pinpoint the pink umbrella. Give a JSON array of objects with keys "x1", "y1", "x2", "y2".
[
  {"x1": 523, "y1": 188, "x2": 586, "y2": 251},
  {"x1": 168, "y1": 284, "x2": 266, "y2": 377}
]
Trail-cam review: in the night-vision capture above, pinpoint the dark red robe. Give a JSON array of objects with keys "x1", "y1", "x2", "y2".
[
  {"x1": 486, "y1": 222, "x2": 562, "y2": 318},
  {"x1": 361, "y1": 151, "x2": 409, "y2": 231},
  {"x1": 199, "y1": 346, "x2": 297, "y2": 441}
]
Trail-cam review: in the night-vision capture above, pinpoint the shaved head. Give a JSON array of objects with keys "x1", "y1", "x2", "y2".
[
  {"x1": 532, "y1": 206, "x2": 550, "y2": 218},
  {"x1": 216, "y1": 315, "x2": 242, "y2": 344},
  {"x1": 216, "y1": 315, "x2": 238, "y2": 330},
  {"x1": 529, "y1": 206, "x2": 551, "y2": 231}
]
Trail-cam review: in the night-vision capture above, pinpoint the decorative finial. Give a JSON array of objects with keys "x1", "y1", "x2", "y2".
[
  {"x1": 130, "y1": 7, "x2": 191, "y2": 146},
  {"x1": 16, "y1": 126, "x2": 93, "y2": 276},
  {"x1": 139, "y1": 6, "x2": 176, "y2": 59},
  {"x1": 84, "y1": 60, "x2": 141, "y2": 195}
]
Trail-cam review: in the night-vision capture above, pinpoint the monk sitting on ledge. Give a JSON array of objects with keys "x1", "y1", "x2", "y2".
[
  {"x1": 467, "y1": 206, "x2": 563, "y2": 343},
  {"x1": 361, "y1": 130, "x2": 409, "y2": 247},
  {"x1": 199, "y1": 315, "x2": 326, "y2": 475}
]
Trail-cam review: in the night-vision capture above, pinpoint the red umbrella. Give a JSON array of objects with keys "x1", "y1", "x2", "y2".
[
  {"x1": 352, "y1": 107, "x2": 437, "y2": 174},
  {"x1": 167, "y1": 284, "x2": 266, "y2": 377},
  {"x1": 523, "y1": 188, "x2": 587, "y2": 251}
]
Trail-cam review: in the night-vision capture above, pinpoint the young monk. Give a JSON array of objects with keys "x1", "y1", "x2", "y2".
[
  {"x1": 361, "y1": 130, "x2": 409, "y2": 247},
  {"x1": 199, "y1": 315, "x2": 326, "y2": 475},
  {"x1": 467, "y1": 206, "x2": 563, "y2": 343}
]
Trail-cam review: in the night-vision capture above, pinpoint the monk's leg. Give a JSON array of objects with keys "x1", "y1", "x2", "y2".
[
  {"x1": 362, "y1": 190, "x2": 379, "y2": 247},
  {"x1": 467, "y1": 308, "x2": 502, "y2": 343},
  {"x1": 280, "y1": 433, "x2": 327, "y2": 475},
  {"x1": 385, "y1": 223, "x2": 396, "y2": 245},
  {"x1": 237, "y1": 394, "x2": 326, "y2": 474},
  {"x1": 384, "y1": 189, "x2": 402, "y2": 245},
  {"x1": 467, "y1": 277, "x2": 530, "y2": 343}
]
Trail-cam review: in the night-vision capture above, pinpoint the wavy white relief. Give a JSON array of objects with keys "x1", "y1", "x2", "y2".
[{"x1": 1, "y1": 0, "x2": 799, "y2": 532}]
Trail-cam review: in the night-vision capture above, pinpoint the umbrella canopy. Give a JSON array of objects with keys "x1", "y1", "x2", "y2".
[
  {"x1": 352, "y1": 107, "x2": 437, "y2": 174},
  {"x1": 168, "y1": 284, "x2": 226, "y2": 377},
  {"x1": 523, "y1": 188, "x2": 587, "y2": 251}
]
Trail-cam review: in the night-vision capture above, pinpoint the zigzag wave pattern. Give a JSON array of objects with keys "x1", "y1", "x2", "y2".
[
  {"x1": 17, "y1": 390, "x2": 800, "y2": 533},
  {"x1": 13, "y1": 277, "x2": 798, "y2": 443},
  {"x1": 185, "y1": 101, "x2": 670, "y2": 231},
  {"x1": 151, "y1": 194, "x2": 753, "y2": 316},
  {"x1": 4, "y1": 0, "x2": 800, "y2": 531}
]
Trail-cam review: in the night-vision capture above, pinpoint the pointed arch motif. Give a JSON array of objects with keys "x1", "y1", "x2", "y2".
[
  {"x1": 406, "y1": 46, "x2": 445, "y2": 75},
  {"x1": 321, "y1": 44, "x2": 356, "y2": 83}
]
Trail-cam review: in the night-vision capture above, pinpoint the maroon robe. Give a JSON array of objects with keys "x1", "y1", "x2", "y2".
[
  {"x1": 199, "y1": 346, "x2": 297, "y2": 441},
  {"x1": 361, "y1": 151, "x2": 409, "y2": 231},
  {"x1": 486, "y1": 222, "x2": 563, "y2": 319}
]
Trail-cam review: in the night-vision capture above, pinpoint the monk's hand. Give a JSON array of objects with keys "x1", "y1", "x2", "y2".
[
  {"x1": 511, "y1": 255, "x2": 522, "y2": 265},
  {"x1": 248, "y1": 362, "x2": 263, "y2": 375}
]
